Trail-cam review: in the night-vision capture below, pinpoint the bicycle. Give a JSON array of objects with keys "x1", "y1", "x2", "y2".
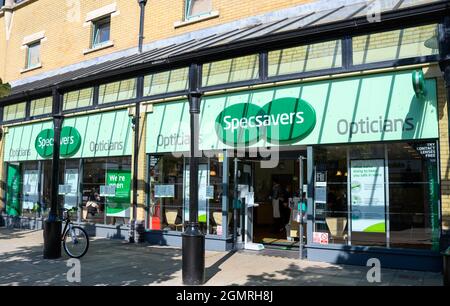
[{"x1": 62, "y1": 207, "x2": 89, "y2": 258}]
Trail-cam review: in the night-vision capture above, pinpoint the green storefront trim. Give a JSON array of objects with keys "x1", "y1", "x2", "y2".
[
  {"x1": 146, "y1": 70, "x2": 438, "y2": 153},
  {"x1": 4, "y1": 109, "x2": 133, "y2": 162}
]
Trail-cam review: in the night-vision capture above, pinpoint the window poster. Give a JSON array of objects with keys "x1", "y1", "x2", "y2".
[
  {"x1": 6, "y1": 164, "x2": 21, "y2": 216},
  {"x1": 22, "y1": 170, "x2": 40, "y2": 210},
  {"x1": 64, "y1": 169, "x2": 79, "y2": 209},
  {"x1": 105, "y1": 169, "x2": 131, "y2": 217},
  {"x1": 350, "y1": 159, "x2": 386, "y2": 233},
  {"x1": 184, "y1": 164, "x2": 208, "y2": 223}
]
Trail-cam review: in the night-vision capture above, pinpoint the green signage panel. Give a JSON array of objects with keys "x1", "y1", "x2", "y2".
[
  {"x1": 4, "y1": 110, "x2": 132, "y2": 161},
  {"x1": 105, "y1": 169, "x2": 131, "y2": 217},
  {"x1": 6, "y1": 164, "x2": 21, "y2": 216},
  {"x1": 35, "y1": 126, "x2": 82, "y2": 158},
  {"x1": 146, "y1": 70, "x2": 438, "y2": 153}
]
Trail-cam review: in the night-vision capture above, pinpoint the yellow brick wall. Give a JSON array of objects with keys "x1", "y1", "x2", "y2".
[
  {"x1": 438, "y1": 78, "x2": 450, "y2": 231},
  {"x1": 0, "y1": 0, "x2": 313, "y2": 83},
  {"x1": 1, "y1": 0, "x2": 140, "y2": 82},
  {"x1": 0, "y1": 11, "x2": 6, "y2": 82},
  {"x1": 144, "y1": 0, "x2": 313, "y2": 44}
]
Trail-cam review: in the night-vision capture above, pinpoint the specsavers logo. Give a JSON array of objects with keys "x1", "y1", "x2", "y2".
[
  {"x1": 35, "y1": 126, "x2": 82, "y2": 158},
  {"x1": 215, "y1": 97, "x2": 316, "y2": 146}
]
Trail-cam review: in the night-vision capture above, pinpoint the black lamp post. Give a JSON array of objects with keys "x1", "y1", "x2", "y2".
[
  {"x1": 182, "y1": 63, "x2": 205, "y2": 285},
  {"x1": 43, "y1": 89, "x2": 63, "y2": 259}
]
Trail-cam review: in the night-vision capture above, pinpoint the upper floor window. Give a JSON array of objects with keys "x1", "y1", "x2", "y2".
[
  {"x1": 63, "y1": 87, "x2": 94, "y2": 111},
  {"x1": 3, "y1": 102, "x2": 26, "y2": 122},
  {"x1": 143, "y1": 67, "x2": 189, "y2": 96},
  {"x1": 30, "y1": 96, "x2": 52, "y2": 117},
  {"x1": 26, "y1": 42, "x2": 41, "y2": 70},
  {"x1": 92, "y1": 16, "x2": 111, "y2": 48},
  {"x1": 352, "y1": 24, "x2": 438, "y2": 66},
  {"x1": 185, "y1": 0, "x2": 212, "y2": 20},
  {"x1": 202, "y1": 54, "x2": 259, "y2": 87}
]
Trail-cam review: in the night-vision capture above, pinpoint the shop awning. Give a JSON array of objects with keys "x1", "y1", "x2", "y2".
[{"x1": 1, "y1": 0, "x2": 447, "y2": 102}]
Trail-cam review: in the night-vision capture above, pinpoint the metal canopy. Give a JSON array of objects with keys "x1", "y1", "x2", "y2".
[{"x1": 2, "y1": 0, "x2": 447, "y2": 101}]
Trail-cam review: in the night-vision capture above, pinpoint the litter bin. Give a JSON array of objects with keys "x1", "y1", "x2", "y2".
[{"x1": 443, "y1": 247, "x2": 450, "y2": 286}]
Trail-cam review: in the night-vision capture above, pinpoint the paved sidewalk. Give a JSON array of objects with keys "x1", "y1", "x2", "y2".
[{"x1": 0, "y1": 228, "x2": 443, "y2": 286}]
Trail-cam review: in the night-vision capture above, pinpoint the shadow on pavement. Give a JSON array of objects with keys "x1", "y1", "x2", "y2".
[{"x1": 0, "y1": 238, "x2": 183, "y2": 286}]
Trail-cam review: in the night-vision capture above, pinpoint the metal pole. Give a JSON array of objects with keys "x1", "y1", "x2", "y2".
[
  {"x1": 299, "y1": 156, "x2": 304, "y2": 259},
  {"x1": 182, "y1": 63, "x2": 205, "y2": 285},
  {"x1": 233, "y1": 157, "x2": 238, "y2": 250},
  {"x1": 43, "y1": 88, "x2": 63, "y2": 259}
]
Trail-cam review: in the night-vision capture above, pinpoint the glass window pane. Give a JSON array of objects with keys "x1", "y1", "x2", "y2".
[
  {"x1": 81, "y1": 157, "x2": 132, "y2": 225},
  {"x1": 30, "y1": 96, "x2": 52, "y2": 116},
  {"x1": 27, "y1": 43, "x2": 40, "y2": 68},
  {"x1": 313, "y1": 145, "x2": 349, "y2": 245},
  {"x1": 187, "y1": 0, "x2": 212, "y2": 19},
  {"x1": 3, "y1": 102, "x2": 26, "y2": 121},
  {"x1": 93, "y1": 17, "x2": 111, "y2": 47},
  {"x1": 202, "y1": 54, "x2": 259, "y2": 87},
  {"x1": 149, "y1": 155, "x2": 185, "y2": 231},
  {"x1": 99, "y1": 78, "x2": 137, "y2": 104},
  {"x1": 387, "y1": 141, "x2": 439, "y2": 250},
  {"x1": 143, "y1": 67, "x2": 188, "y2": 96},
  {"x1": 268, "y1": 40, "x2": 342, "y2": 77},
  {"x1": 353, "y1": 24, "x2": 438, "y2": 65},
  {"x1": 63, "y1": 88, "x2": 94, "y2": 111}
]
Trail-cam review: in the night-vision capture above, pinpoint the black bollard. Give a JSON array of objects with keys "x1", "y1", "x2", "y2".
[
  {"x1": 182, "y1": 222, "x2": 205, "y2": 285},
  {"x1": 43, "y1": 219, "x2": 62, "y2": 259}
]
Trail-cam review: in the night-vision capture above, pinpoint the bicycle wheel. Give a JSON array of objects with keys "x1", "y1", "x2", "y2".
[{"x1": 63, "y1": 226, "x2": 89, "y2": 258}]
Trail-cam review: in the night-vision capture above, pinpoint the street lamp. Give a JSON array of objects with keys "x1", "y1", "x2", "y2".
[
  {"x1": 182, "y1": 63, "x2": 205, "y2": 285},
  {"x1": 43, "y1": 89, "x2": 63, "y2": 258}
]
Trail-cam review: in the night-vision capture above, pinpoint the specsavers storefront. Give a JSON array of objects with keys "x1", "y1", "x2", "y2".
[
  {"x1": 3, "y1": 109, "x2": 133, "y2": 235},
  {"x1": 145, "y1": 70, "x2": 442, "y2": 270}
]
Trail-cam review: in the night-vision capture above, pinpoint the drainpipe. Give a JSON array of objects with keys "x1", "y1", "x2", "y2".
[
  {"x1": 137, "y1": 0, "x2": 147, "y2": 53},
  {"x1": 439, "y1": 15, "x2": 450, "y2": 245}
]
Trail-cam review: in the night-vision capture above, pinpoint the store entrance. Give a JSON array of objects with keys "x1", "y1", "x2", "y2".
[{"x1": 233, "y1": 148, "x2": 307, "y2": 250}]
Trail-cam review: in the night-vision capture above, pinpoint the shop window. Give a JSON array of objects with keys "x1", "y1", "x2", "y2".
[
  {"x1": 202, "y1": 54, "x2": 259, "y2": 87},
  {"x1": 98, "y1": 78, "x2": 137, "y2": 104},
  {"x1": 352, "y1": 24, "x2": 438, "y2": 66},
  {"x1": 30, "y1": 96, "x2": 52, "y2": 117},
  {"x1": 313, "y1": 141, "x2": 440, "y2": 250},
  {"x1": 3, "y1": 102, "x2": 26, "y2": 121},
  {"x1": 185, "y1": 0, "x2": 212, "y2": 20},
  {"x1": 148, "y1": 154, "x2": 224, "y2": 235},
  {"x1": 25, "y1": 41, "x2": 41, "y2": 70},
  {"x1": 81, "y1": 157, "x2": 132, "y2": 226},
  {"x1": 313, "y1": 145, "x2": 349, "y2": 245},
  {"x1": 387, "y1": 141, "x2": 439, "y2": 250},
  {"x1": 149, "y1": 155, "x2": 185, "y2": 231},
  {"x1": 92, "y1": 16, "x2": 111, "y2": 48},
  {"x1": 63, "y1": 87, "x2": 94, "y2": 111},
  {"x1": 268, "y1": 40, "x2": 342, "y2": 77},
  {"x1": 143, "y1": 67, "x2": 189, "y2": 96}
]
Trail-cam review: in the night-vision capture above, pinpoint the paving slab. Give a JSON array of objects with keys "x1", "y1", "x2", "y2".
[{"x1": 0, "y1": 228, "x2": 443, "y2": 286}]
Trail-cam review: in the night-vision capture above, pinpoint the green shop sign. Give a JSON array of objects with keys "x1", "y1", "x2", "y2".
[
  {"x1": 35, "y1": 127, "x2": 82, "y2": 158},
  {"x1": 146, "y1": 70, "x2": 439, "y2": 153},
  {"x1": 4, "y1": 110, "x2": 132, "y2": 161},
  {"x1": 215, "y1": 98, "x2": 316, "y2": 145}
]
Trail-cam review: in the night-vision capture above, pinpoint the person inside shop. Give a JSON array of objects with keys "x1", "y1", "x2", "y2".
[
  {"x1": 86, "y1": 189, "x2": 101, "y2": 218},
  {"x1": 270, "y1": 180, "x2": 281, "y2": 233},
  {"x1": 280, "y1": 185, "x2": 292, "y2": 233}
]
